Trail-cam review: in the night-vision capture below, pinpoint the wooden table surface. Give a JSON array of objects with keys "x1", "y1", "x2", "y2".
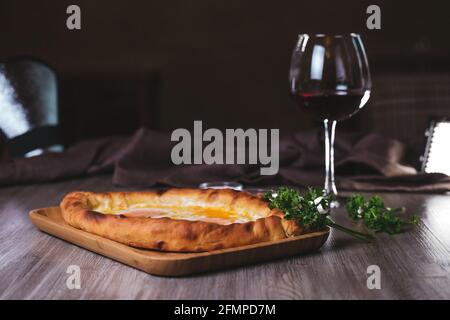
[{"x1": 1, "y1": 175, "x2": 450, "y2": 299}]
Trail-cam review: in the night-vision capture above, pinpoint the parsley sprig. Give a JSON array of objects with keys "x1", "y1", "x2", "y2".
[
  {"x1": 264, "y1": 187, "x2": 375, "y2": 242},
  {"x1": 346, "y1": 194, "x2": 420, "y2": 234}
]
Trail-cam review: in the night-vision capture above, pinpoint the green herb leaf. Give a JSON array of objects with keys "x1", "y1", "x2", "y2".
[
  {"x1": 346, "y1": 193, "x2": 365, "y2": 219},
  {"x1": 409, "y1": 214, "x2": 421, "y2": 225},
  {"x1": 265, "y1": 187, "x2": 374, "y2": 241},
  {"x1": 345, "y1": 194, "x2": 420, "y2": 234}
]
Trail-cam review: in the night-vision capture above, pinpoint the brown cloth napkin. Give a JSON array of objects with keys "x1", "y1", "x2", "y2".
[{"x1": 1, "y1": 127, "x2": 449, "y2": 192}]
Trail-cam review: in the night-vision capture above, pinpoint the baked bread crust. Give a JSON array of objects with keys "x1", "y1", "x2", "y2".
[{"x1": 60, "y1": 188, "x2": 305, "y2": 252}]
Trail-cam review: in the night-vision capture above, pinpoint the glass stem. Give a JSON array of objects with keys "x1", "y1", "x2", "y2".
[{"x1": 323, "y1": 119, "x2": 338, "y2": 197}]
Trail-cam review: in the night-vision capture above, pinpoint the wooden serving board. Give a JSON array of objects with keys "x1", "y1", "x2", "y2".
[{"x1": 29, "y1": 207, "x2": 330, "y2": 277}]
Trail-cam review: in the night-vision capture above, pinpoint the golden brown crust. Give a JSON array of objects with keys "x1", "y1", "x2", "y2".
[{"x1": 60, "y1": 189, "x2": 305, "y2": 252}]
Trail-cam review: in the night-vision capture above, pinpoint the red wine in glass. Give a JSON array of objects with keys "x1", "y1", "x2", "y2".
[
  {"x1": 291, "y1": 89, "x2": 370, "y2": 121},
  {"x1": 289, "y1": 34, "x2": 372, "y2": 204}
]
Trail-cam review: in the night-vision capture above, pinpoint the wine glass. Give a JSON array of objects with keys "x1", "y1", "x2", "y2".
[{"x1": 289, "y1": 34, "x2": 371, "y2": 204}]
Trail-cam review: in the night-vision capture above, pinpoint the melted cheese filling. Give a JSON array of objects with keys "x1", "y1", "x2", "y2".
[{"x1": 96, "y1": 203, "x2": 254, "y2": 225}]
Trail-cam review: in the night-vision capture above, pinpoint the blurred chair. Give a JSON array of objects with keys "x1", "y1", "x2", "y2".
[{"x1": 0, "y1": 57, "x2": 62, "y2": 157}]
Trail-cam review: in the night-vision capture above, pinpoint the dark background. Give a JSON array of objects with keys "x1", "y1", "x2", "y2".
[{"x1": 1, "y1": 0, "x2": 450, "y2": 151}]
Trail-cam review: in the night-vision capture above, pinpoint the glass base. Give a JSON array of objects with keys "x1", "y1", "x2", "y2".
[
  {"x1": 330, "y1": 199, "x2": 340, "y2": 208},
  {"x1": 329, "y1": 194, "x2": 351, "y2": 208}
]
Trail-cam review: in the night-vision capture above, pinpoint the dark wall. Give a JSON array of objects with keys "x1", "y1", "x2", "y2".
[{"x1": 1, "y1": 0, "x2": 450, "y2": 137}]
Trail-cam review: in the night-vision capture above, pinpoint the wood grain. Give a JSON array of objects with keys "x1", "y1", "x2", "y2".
[
  {"x1": 1, "y1": 175, "x2": 450, "y2": 299},
  {"x1": 29, "y1": 207, "x2": 329, "y2": 276}
]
